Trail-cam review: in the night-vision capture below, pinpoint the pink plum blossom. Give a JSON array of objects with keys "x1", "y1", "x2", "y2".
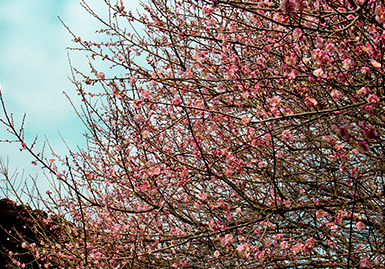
[
  {"x1": 172, "y1": 97, "x2": 182, "y2": 106},
  {"x1": 357, "y1": 141, "x2": 369, "y2": 152},
  {"x1": 306, "y1": 96, "x2": 318, "y2": 107},
  {"x1": 342, "y1": 59, "x2": 355, "y2": 71},
  {"x1": 313, "y1": 68, "x2": 325, "y2": 78},
  {"x1": 242, "y1": 116, "x2": 251, "y2": 125},
  {"x1": 360, "y1": 257, "x2": 372, "y2": 269},
  {"x1": 356, "y1": 87, "x2": 369, "y2": 97},
  {"x1": 254, "y1": 251, "x2": 265, "y2": 261},
  {"x1": 97, "y1": 72, "x2": 105, "y2": 80},
  {"x1": 222, "y1": 234, "x2": 234, "y2": 246},
  {"x1": 370, "y1": 59, "x2": 381, "y2": 68},
  {"x1": 258, "y1": 161, "x2": 267, "y2": 168},
  {"x1": 281, "y1": 129, "x2": 293, "y2": 142},
  {"x1": 280, "y1": 241, "x2": 290, "y2": 250},
  {"x1": 293, "y1": 28, "x2": 303, "y2": 41},
  {"x1": 367, "y1": 93, "x2": 380, "y2": 106},
  {"x1": 269, "y1": 96, "x2": 282, "y2": 107},
  {"x1": 331, "y1": 89, "x2": 343, "y2": 100},
  {"x1": 356, "y1": 221, "x2": 365, "y2": 230},
  {"x1": 213, "y1": 250, "x2": 220, "y2": 258},
  {"x1": 291, "y1": 243, "x2": 304, "y2": 255}
]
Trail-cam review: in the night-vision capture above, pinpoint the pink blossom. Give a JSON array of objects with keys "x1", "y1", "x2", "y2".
[
  {"x1": 242, "y1": 116, "x2": 251, "y2": 125},
  {"x1": 370, "y1": 59, "x2": 381, "y2": 69},
  {"x1": 129, "y1": 75, "x2": 138, "y2": 83},
  {"x1": 236, "y1": 244, "x2": 250, "y2": 258},
  {"x1": 306, "y1": 98, "x2": 318, "y2": 107},
  {"x1": 213, "y1": 250, "x2": 220, "y2": 258},
  {"x1": 361, "y1": 66, "x2": 371, "y2": 75},
  {"x1": 305, "y1": 237, "x2": 315, "y2": 251},
  {"x1": 258, "y1": 161, "x2": 267, "y2": 168},
  {"x1": 363, "y1": 127, "x2": 377, "y2": 140},
  {"x1": 303, "y1": 57, "x2": 311, "y2": 65},
  {"x1": 222, "y1": 234, "x2": 234, "y2": 246},
  {"x1": 280, "y1": 0, "x2": 295, "y2": 13},
  {"x1": 367, "y1": 93, "x2": 380, "y2": 106},
  {"x1": 186, "y1": 69, "x2": 194, "y2": 78},
  {"x1": 133, "y1": 99, "x2": 143, "y2": 109},
  {"x1": 172, "y1": 97, "x2": 182, "y2": 106},
  {"x1": 332, "y1": 124, "x2": 350, "y2": 141},
  {"x1": 287, "y1": 71, "x2": 296, "y2": 80},
  {"x1": 351, "y1": 148, "x2": 359, "y2": 156},
  {"x1": 360, "y1": 257, "x2": 372, "y2": 269},
  {"x1": 273, "y1": 234, "x2": 283, "y2": 240},
  {"x1": 338, "y1": 125, "x2": 351, "y2": 140},
  {"x1": 342, "y1": 59, "x2": 355, "y2": 71},
  {"x1": 280, "y1": 241, "x2": 290, "y2": 250},
  {"x1": 313, "y1": 68, "x2": 324, "y2": 78},
  {"x1": 280, "y1": 0, "x2": 303, "y2": 13},
  {"x1": 291, "y1": 242, "x2": 304, "y2": 255},
  {"x1": 328, "y1": 239, "x2": 336, "y2": 249},
  {"x1": 316, "y1": 37, "x2": 324, "y2": 48},
  {"x1": 357, "y1": 141, "x2": 369, "y2": 153},
  {"x1": 326, "y1": 221, "x2": 338, "y2": 230},
  {"x1": 293, "y1": 28, "x2": 303, "y2": 41},
  {"x1": 356, "y1": 87, "x2": 369, "y2": 97},
  {"x1": 152, "y1": 167, "x2": 161, "y2": 176},
  {"x1": 358, "y1": 122, "x2": 378, "y2": 139},
  {"x1": 269, "y1": 96, "x2": 282, "y2": 107},
  {"x1": 97, "y1": 72, "x2": 105, "y2": 80},
  {"x1": 142, "y1": 130, "x2": 150, "y2": 138},
  {"x1": 142, "y1": 90, "x2": 152, "y2": 99},
  {"x1": 376, "y1": 4, "x2": 385, "y2": 22},
  {"x1": 281, "y1": 129, "x2": 293, "y2": 142},
  {"x1": 254, "y1": 251, "x2": 265, "y2": 261},
  {"x1": 330, "y1": 89, "x2": 343, "y2": 100},
  {"x1": 364, "y1": 105, "x2": 373, "y2": 114},
  {"x1": 356, "y1": 221, "x2": 365, "y2": 230},
  {"x1": 202, "y1": 6, "x2": 214, "y2": 15},
  {"x1": 326, "y1": 43, "x2": 336, "y2": 53}
]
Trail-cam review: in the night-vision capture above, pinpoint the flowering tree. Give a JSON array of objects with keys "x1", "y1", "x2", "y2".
[{"x1": 1, "y1": 0, "x2": 385, "y2": 268}]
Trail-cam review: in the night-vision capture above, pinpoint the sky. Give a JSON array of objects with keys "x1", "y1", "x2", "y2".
[{"x1": 0, "y1": 0, "x2": 142, "y2": 200}]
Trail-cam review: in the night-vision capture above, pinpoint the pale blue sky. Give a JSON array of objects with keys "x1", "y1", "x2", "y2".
[{"x1": 0, "y1": 0, "x2": 141, "y2": 199}]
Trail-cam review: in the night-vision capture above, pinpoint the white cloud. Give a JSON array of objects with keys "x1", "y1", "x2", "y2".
[{"x1": 0, "y1": 0, "x2": 144, "y2": 198}]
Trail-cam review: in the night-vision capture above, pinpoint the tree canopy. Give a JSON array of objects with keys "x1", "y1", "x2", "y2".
[{"x1": 1, "y1": 0, "x2": 385, "y2": 268}]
